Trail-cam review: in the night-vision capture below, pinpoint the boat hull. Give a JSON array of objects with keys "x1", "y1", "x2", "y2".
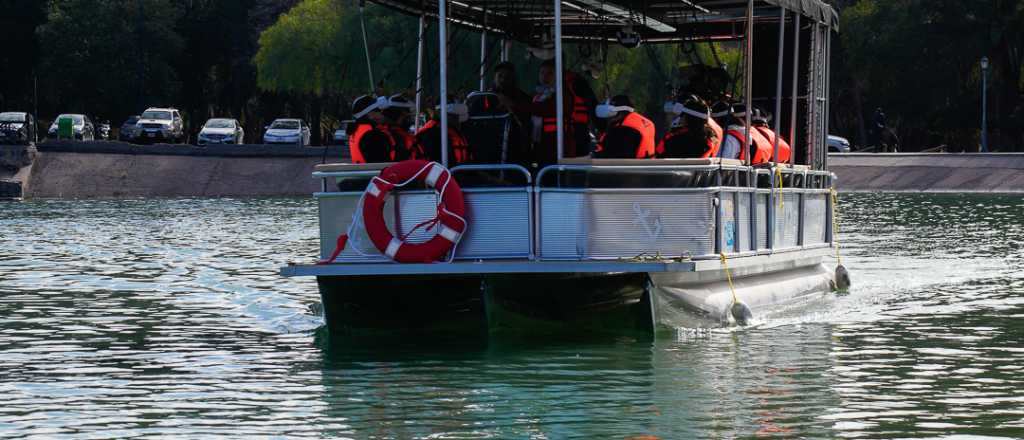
[{"x1": 312, "y1": 256, "x2": 837, "y2": 334}]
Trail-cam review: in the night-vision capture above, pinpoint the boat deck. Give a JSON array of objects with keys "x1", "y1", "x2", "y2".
[{"x1": 281, "y1": 246, "x2": 832, "y2": 277}]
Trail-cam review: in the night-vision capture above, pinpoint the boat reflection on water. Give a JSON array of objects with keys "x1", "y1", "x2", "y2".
[{"x1": 311, "y1": 324, "x2": 842, "y2": 439}]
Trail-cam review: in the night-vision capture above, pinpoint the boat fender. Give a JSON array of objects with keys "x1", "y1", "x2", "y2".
[
  {"x1": 719, "y1": 253, "x2": 753, "y2": 326},
  {"x1": 834, "y1": 264, "x2": 851, "y2": 292},
  {"x1": 829, "y1": 188, "x2": 851, "y2": 292},
  {"x1": 362, "y1": 160, "x2": 467, "y2": 263},
  {"x1": 731, "y1": 301, "x2": 753, "y2": 326}
]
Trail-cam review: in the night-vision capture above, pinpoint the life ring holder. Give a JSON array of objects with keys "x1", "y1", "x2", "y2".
[{"x1": 318, "y1": 160, "x2": 467, "y2": 264}]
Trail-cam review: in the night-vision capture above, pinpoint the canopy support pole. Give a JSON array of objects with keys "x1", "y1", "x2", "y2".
[
  {"x1": 554, "y1": 0, "x2": 565, "y2": 161},
  {"x1": 359, "y1": 3, "x2": 375, "y2": 92},
  {"x1": 773, "y1": 8, "x2": 785, "y2": 165},
  {"x1": 743, "y1": 0, "x2": 753, "y2": 167},
  {"x1": 501, "y1": 39, "x2": 510, "y2": 62},
  {"x1": 438, "y1": 0, "x2": 449, "y2": 167},
  {"x1": 789, "y1": 14, "x2": 801, "y2": 166},
  {"x1": 479, "y1": 10, "x2": 487, "y2": 91},
  {"x1": 414, "y1": 14, "x2": 425, "y2": 131},
  {"x1": 823, "y1": 28, "x2": 832, "y2": 171}
]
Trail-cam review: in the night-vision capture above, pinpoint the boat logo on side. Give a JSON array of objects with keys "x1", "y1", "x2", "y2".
[{"x1": 632, "y1": 202, "x2": 663, "y2": 241}]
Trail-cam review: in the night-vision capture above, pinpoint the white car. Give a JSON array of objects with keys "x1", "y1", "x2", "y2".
[
  {"x1": 137, "y1": 108, "x2": 185, "y2": 144},
  {"x1": 828, "y1": 135, "x2": 851, "y2": 153},
  {"x1": 47, "y1": 114, "x2": 94, "y2": 141},
  {"x1": 198, "y1": 118, "x2": 244, "y2": 145},
  {"x1": 263, "y1": 118, "x2": 311, "y2": 146}
]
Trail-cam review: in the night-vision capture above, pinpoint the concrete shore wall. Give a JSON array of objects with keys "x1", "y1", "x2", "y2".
[
  {"x1": 8, "y1": 141, "x2": 346, "y2": 199},
  {"x1": 830, "y1": 153, "x2": 1024, "y2": 194},
  {"x1": 6, "y1": 143, "x2": 1023, "y2": 199}
]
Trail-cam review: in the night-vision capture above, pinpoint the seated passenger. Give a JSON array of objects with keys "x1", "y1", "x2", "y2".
[
  {"x1": 382, "y1": 94, "x2": 422, "y2": 161},
  {"x1": 720, "y1": 103, "x2": 774, "y2": 164},
  {"x1": 348, "y1": 95, "x2": 397, "y2": 163},
  {"x1": 657, "y1": 95, "x2": 721, "y2": 158},
  {"x1": 593, "y1": 95, "x2": 655, "y2": 159},
  {"x1": 415, "y1": 101, "x2": 471, "y2": 165},
  {"x1": 751, "y1": 110, "x2": 792, "y2": 163}
]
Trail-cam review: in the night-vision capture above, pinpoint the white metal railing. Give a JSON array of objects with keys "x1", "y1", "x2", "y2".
[{"x1": 313, "y1": 164, "x2": 834, "y2": 264}]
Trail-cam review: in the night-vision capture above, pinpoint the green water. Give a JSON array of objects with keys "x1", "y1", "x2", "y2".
[{"x1": 1, "y1": 194, "x2": 1022, "y2": 439}]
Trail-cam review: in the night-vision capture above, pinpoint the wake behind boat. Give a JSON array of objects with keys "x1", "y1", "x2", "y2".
[{"x1": 281, "y1": 0, "x2": 845, "y2": 335}]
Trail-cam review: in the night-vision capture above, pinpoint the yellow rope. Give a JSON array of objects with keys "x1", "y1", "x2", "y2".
[
  {"x1": 719, "y1": 253, "x2": 740, "y2": 304},
  {"x1": 830, "y1": 188, "x2": 842, "y2": 265},
  {"x1": 774, "y1": 166, "x2": 784, "y2": 211}
]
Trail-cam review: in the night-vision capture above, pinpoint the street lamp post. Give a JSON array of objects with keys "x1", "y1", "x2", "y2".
[{"x1": 981, "y1": 56, "x2": 989, "y2": 153}]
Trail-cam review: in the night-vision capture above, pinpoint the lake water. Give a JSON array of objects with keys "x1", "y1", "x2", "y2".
[{"x1": 1, "y1": 194, "x2": 1022, "y2": 439}]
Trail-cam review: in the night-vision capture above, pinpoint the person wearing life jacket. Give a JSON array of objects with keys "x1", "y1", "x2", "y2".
[
  {"x1": 657, "y1": 95, "x2": 721, "y2": 158},
  {"x1": 750, "y1": 110, "x2": 792, "y2": 163},
  {"x1": 381, "y1": 93, "x2": 422, "y2": 161},
  {"x1": 529, "y1": 59, "x2": 597, "y2": 165},
  {"x1": 415, "y1": 101, "x2": 471, "y2": 165},
  {"x1": 720, "y1": 103, "x2": 774, "y2": 164},
  {"x1": 593, "y1": 95, "x2": 656, "y2": 159},
  {"x1": 347, "y1": 95, "x2": 397, "y2": 163}
]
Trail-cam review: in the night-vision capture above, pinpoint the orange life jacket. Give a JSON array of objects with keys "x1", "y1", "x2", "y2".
[
  {"x1": 598, "y1": 112, "x2": 656, "y2": 159},
  {"x1": 726, "y1": 124, "x2": 774, "y2": 164},
  {"x1": 415, "y1": 120, "x2": 471, "y2": 164},
  {"x1": 564, "y1": 71, "x2": 590, "y2": 125},
  {"x1": 388, "y1": 123, "x2": 420, "y2": 160},
  {"x1": 349, "y1": 122, "x2": 396, "y2": 164},
  {"x1": 708, "y1": 118, "x2": 724, "y2": 152},
  {"x1": 657, "y1": 117, "x2": 724, "y2": 159},
  {"x1": 754, "y1": 126, "x2": 792, "y2": 163}
]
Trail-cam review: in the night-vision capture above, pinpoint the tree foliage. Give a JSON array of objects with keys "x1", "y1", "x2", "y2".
[{"x1": 834, "y1": 0, "x2": 1024, "y2": 150}]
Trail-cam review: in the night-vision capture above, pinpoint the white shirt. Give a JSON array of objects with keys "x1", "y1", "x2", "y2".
[{"x1": 719, "y1": 135, "x2": 742, "y2": 159}]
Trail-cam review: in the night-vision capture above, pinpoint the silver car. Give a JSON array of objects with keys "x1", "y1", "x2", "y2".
[
  {"x1": 263, "y1": 118, "x2": 311, "y2": 146},
  {"x1": 828, "y1": 135, "x2": 851, "y2": 153},
  {"x1": 198, "y1": 118, "x2": 244, "y2": 145}
]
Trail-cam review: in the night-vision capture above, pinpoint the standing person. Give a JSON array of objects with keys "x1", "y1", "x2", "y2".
[
  {"x1": 592, "y1": 95, "x2": 656, "y2": 159},
  {"x1": 488, "y1": 62, "x2": 532, "y2": 165},
  {"x1": 381, "y1": 94, "x2": 421, "y2": 160},
  {"x1": 348, "y1": 95, "x2": 396, "y2": 163},
  {"x1": 415, "y1": 101, "x2": 471, "y2": 165},
  {"x1": 529, "y1": 59, "x2": 598, "y2": 165},
  {"x1": 658, "y1": 96, "x2": 721, "y2": 158}
]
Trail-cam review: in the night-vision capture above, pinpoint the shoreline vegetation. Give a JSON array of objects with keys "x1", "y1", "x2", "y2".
[{"x1": 0, "y1": 1, "x2": 1021, "y2": 151}]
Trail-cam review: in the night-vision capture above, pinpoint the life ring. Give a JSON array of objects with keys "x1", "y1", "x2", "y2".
[{"x1": 362, "y1": 160, "x2": 467, "y2": 263}]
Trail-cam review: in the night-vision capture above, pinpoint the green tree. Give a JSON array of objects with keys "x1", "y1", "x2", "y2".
[{"x1": 36, "y1": 0, "x2": 184, "y2": 124}]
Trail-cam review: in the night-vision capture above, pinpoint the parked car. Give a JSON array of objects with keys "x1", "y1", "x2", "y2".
[
  {"x1": 828, "y1": 135, "x2": 851, "y2": 153},
  {"x1": 0, "y1": 112, "x2": 37, "y2": 145},
  {"x1": 47, "y1": 114, "x2": 95, "y2": 141},
  {"x1": 263, "y1": 118, "x2": 311, "y2": 146},
  {"x1": 119, "y1": 115, "x2": 141, "y2": 142},
  {"x1": 198, "y1": 118, "x2": 244, "y2": 145},
  {"x1": 331, "y1": 121, "x2": 350, "y2": 145},
  {"x1": 137, "y1": 107, "x2": 185, "y2": 144}
]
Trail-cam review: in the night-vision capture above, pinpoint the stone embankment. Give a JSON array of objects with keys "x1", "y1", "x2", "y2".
[
  {"x1": 4, "y1": 144, "x2": 1021, "y2": 199},
  {"x1": 829, "y1": 153, "x2": 1024, "y2": 193},
  {"x1": 2, "y1": 141, "x2": 346, "y2": 199}
]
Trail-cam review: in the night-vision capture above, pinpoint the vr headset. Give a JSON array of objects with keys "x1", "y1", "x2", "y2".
[
  {"x1": 353, "y1": 95, "x2": 415, "y2": 119},
  {"x1": 663, "y1": 101, "x2": 711, "y2": 120},
  {"x1": 595, "y1": 100, "x2": 634, "y2": 119}
]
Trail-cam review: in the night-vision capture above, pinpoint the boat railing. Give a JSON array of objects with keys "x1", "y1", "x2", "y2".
[
  {"x1": 449, "y1": 164, "x2": 534, "y2": 260},
  {"x1": 311, "y1": 161, "x2": 834, "y2": 264}
]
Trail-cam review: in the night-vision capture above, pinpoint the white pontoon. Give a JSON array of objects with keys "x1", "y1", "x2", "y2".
[{"x1": 281, "y1": 0, "x2": 842, "y2": 334}]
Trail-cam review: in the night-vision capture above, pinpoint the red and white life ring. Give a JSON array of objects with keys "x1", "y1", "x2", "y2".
[{"x1": 318, "y1": 160, "x2": 467, "y2": 265}]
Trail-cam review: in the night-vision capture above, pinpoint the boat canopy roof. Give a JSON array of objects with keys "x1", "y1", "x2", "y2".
[{"x1": 369, "y1": 0, "x2": 837, "y2": 42}]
